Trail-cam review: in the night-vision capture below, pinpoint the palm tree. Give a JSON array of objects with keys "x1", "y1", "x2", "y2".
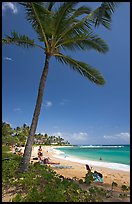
[{"x1": 2, "y1": 2, "x2": 119, "y2": 171}]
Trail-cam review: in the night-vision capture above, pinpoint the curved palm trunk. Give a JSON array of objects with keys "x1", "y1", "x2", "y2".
[{"x1": 20, "y1": 54, "x2": 51, "y2": 172}]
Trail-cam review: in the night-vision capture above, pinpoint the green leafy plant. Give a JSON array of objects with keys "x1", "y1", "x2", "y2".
[
  {"x1": 85, "y1": 171, "x2": 94, "y2": 185},
  {"x1": 12, "y1": 194, "x2": 22, "y2": 202},
  {"x1": 119, "y1": 193, "x2": 127, "y2": 198},
  {"x1": 121, "y1": 184, "x2": 129, "y2": 191},
  {"x1": 79, "y1": 179, "x2": 84, "y2": 184},
  {"x1": 111, "y1": 181, "x2": 118, "y2": 191}
]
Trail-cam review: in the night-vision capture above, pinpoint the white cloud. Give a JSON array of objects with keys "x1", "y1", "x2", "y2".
[
  {"x1": 4, "y1": 121, "x2": 12, "y2": 126},
  {"x1": 44, "y1": 101, "x2": 53, "y2": 108},
  {"x1": 59, "y1": 99, "x2": 69, "y2": 106},
  {"x1": 3, "y1": 57, "x2": 13, "y2": 61},
  {"x1": 2, "y1": 2, "x2": 18, "y2": 15},
  {"x1": 72, "y1": 132, "x2": 88, "y2": 141},
  {"x1": 48, "y1": 131, "x2": 88, "y2": 142},
  {"x1": 52, "y1": 132, "x2": 63, "y2": 137},
  {"x1": 104, "y1": 132, "x2": 130, "y2": 142},
  {"x1": 13, "y1": 108, "x2": 21, "y2": 112}
]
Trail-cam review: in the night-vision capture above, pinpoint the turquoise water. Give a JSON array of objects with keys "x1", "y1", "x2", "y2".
[{"x1": 56, "y1": 145, "x2": 130, "y2": 166}]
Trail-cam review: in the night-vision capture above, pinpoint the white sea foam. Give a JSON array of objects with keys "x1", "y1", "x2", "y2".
[
  {"x1": 79, "y1": 145, "x2": 124, "y2": 148},
  {"x1": 52, "y1": 149, "x2": 130, "y2": 172},
  {"x1": 52, "y1": 149, "x2": 65, "y2": 155}
]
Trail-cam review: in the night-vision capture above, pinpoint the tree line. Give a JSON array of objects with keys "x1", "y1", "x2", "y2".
[{"x1": 2, "y1": 121, "x2": 70, "y2": 146}]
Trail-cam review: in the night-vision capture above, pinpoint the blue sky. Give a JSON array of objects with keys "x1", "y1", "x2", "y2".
[{"x1": 2, "y1": 2, "x2": 130, "y2": 145}]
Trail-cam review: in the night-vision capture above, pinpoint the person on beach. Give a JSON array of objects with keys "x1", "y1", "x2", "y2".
[
  {"x1": 42, "y1": 157, "x2": 60, "y2": 165},
  {"x1": 14, "y1": 145, "x2": 19, "y2": 153},
  {"x1": 38, "y1": 145, "x2": 43, "y2": 160},
  {"x1": 10, "y1": 145, "x2": 14, "y2": 153},
  {"x1": 17, "y1": 148, "x2": 23, "y2": 156},
  {"x1": 86, "y1": 164, "x2": 92, "y2": 172}
]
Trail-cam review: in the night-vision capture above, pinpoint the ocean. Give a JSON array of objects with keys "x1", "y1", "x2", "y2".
[{"x1": 54, "y1": 145, "x2": 130, "y2": 172}]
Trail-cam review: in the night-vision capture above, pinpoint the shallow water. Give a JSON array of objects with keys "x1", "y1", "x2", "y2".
[{"x1": 54, "y1": 145, "x2": 130, "y2": 171}]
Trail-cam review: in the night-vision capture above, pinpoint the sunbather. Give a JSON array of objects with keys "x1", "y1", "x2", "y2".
[{"x1": 41, "y1": 158, "x2": 60, "y2": 165}]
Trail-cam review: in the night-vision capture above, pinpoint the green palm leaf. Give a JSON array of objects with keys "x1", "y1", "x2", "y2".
[
  {"x1": 55, "y1": 53, "x2": 105, "y2": 85},
  {"x1": 44, "y1": 2, "x2": 55, "y2": 11},
  {"x1": 53, "y1": 2, "x2": 78, "y2": 36},
  {"x1": 53, "y1": 18, "x2": 92, "y2": 49},
  {"x1": 87, "y1": 2, "x2": 120, "y2": 29},
  {"x1": 70, "y1": 6, "x2": 92, "y2": 18},
  {"x1": 19, "y1": 2, "x2": 51, "y2": 50},
  {"x1": 55, "y1": 5, "x2": 92, "y2": 35},
  {"x1": 2, "y1": 31, "x2": 35, "y2": 48},
  {"x1": 56, "y1": 33, "x2": 109, "y2": 53},
  {"x1": 2, "y1": 31, "x2": 44, "y2": 50}
]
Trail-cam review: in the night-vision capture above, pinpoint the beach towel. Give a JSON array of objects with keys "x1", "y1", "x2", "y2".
[{"x1": 51, "y1": 164, "x2": 73, "y2": 169}]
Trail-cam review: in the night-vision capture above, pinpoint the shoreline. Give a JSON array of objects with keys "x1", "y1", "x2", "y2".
[
  {"x1": 28, "y1": 145, "x2": 130, "y2": 188},
  {"x1": 52, "y1": 146, "x2": 130, "y2": 172}
]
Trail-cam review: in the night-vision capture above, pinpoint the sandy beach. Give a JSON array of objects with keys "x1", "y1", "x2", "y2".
[{"x1": 29, "y1": 145, "x2": 130, "y2": 189}]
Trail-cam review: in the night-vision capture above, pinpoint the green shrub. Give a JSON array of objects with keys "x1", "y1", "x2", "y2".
[
  {"x1": 79, "y1": 179, "x2": 84, "y2": 184},
  {"x1": 84, "y1": 171, "x2": 94, "y2": 185},
  {"x1": 121, "y1": 185, "x2": 129, "y2": 191},
  {"x1": 111, "y1": 181, "x2": 118, "y2": 190},
  {"x1": 12, "y1": 194, "x2": 22, "y2": 202},
  {"x1": 119, "y1": 193, "x2": 127, "y2": 198},
  {"x1": 2, "y1": 153, "x2": 22, "y2": 186}
]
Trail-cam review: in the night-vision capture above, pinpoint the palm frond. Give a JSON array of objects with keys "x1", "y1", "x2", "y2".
[
  {"x1": 102, "y1": 2, "x2": 120, "y2": 13},
  {"x1": 56, "y1": 32, "x2": 109, "y2": 53},
  {"x1": 52, "y1": 5, "x2": 92, "y2": 48},
  {"x1": 2, "y1": 31, "x2": 35, "y2": 48},
  {"x1": 54, "y1": 2, "x2": 78, "y2": 36},
  {"x1": 60, "y1": 6, "x2": 92, "y2": 29},
  {"x1": 69, "y1": 6, "x2": 92, "y2": 19},
  {"x1": 53, "y1": 18, "x2": 92, "y2": 49},
  {"x1": 54, "y1": 53, "x2": 105, "y2": 85},
  {"x1": 53, "y1": 2, "x2": 119, "y2": 46},
  {"x1": 19, "y1": 2, "x2": 51, "y2": 50},
  {"x1": 86, "y1": 2, "x2": 120, "y2": 30},
  {"x1": 44, "y1": 2, "x2": 55, "y2": 11}
]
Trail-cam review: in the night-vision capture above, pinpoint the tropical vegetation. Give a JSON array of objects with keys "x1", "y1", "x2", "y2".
[
  {"x1": 2, "y1": 2, "x2": 120, "y2": 171},
  {"x1": 2, "y1": 121, "x2": 70, "y2": 146}
]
